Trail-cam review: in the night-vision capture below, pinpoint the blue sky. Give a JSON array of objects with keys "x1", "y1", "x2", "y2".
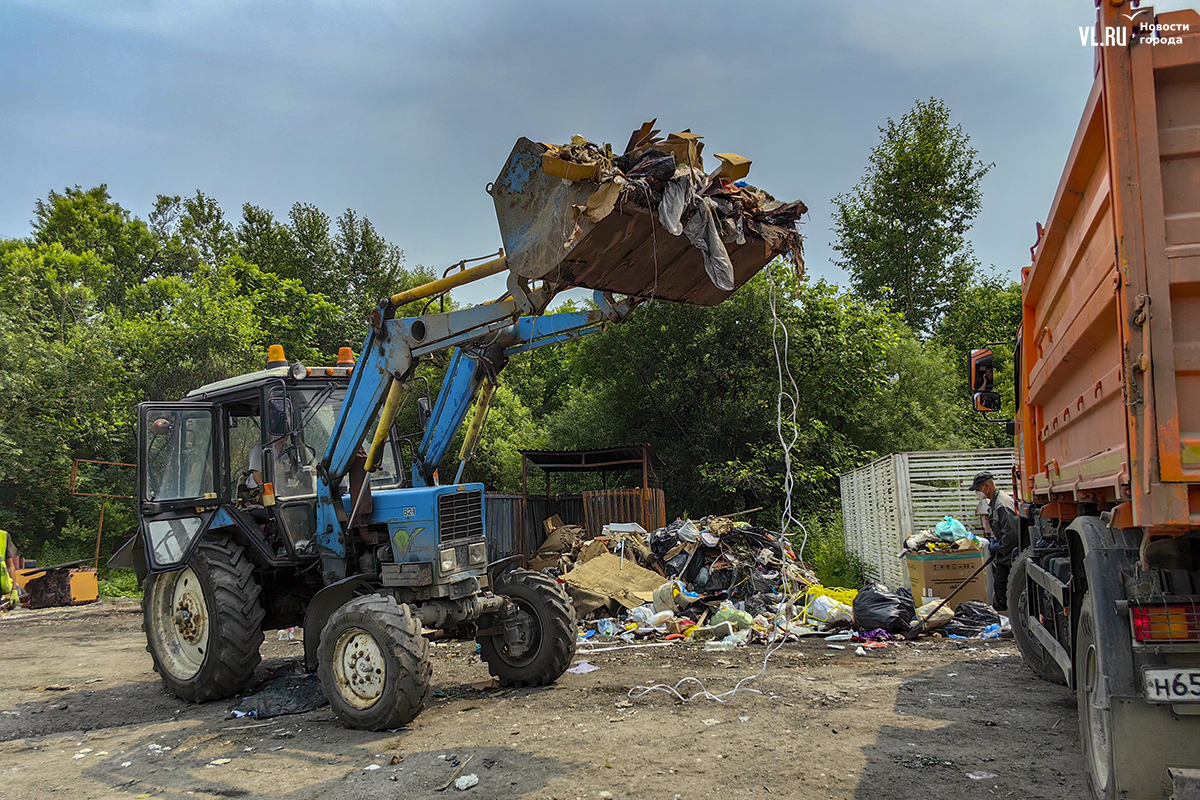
[{"x1": 3, "y1": 0, "x2": 1195, "y2": 305}]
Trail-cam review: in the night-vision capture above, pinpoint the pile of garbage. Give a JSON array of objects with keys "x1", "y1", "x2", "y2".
[
  {"x1": 534, "y1": 514, "x2": 1010, "y2": 651},
  {"x1": 492, "y1": 121, "x2": 807, "y2": 306},
  {"x1": 533, "y1": 514, "x2": 821, "y2": 648},
  {"x1": 899, "y1": 515, "x2": 986, "y2": 556}
]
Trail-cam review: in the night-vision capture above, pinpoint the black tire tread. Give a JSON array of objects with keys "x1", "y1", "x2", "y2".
[
  {"x1": 317, "y1": 594, "x2": 431, "y2": 731},
  {"x1": 142, "y1": 536, "x2": 266, "y2": 703},
  {"x1": 480, "y1": 569, "x2": 576, "y2": 688},
  {"x1": 1076, "y1": 592, "x2": 1116, "y2": 800},
  {"x1": 1009, "y1": 547, "x2": 1066, "y2": 684}
]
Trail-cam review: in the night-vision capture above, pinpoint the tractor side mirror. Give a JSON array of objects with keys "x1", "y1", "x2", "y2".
[
  {"x1": 267, "y1": 397, "x2": 297, "y2": 435},
  {"x1": 973, "y1": 391, "x2": 1002, "y2": 412},
  {"x1": 417, "y1": 397, "x2": 432, "y2": 433},
  {"x1": 969, "y1": 348, "x2": 994, "y2": 393}
]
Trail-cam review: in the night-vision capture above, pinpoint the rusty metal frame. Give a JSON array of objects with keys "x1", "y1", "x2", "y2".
[{"x1": 69, "y1": 459, "x2": 135, "y2": 569}]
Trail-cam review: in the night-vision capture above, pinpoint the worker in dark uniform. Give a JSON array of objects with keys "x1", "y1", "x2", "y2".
[{"x1": 970, "y1": 471, "x2": 1019, "y2": 611}]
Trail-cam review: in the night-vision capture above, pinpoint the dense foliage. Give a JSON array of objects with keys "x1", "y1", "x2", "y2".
[{"x1": 1, "y1": 100, "x2": 1017, "y2": 575}]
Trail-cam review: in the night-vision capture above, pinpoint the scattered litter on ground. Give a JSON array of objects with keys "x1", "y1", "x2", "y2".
[
  {"x1": 966, "y1": 771, "x2": 998, "y2": 781},
  {"x1": 567, "y1": 661, "x2": 600, "y2": 675},
  {"x1": 454, "y1": 774, "x2": 479, "y2": 790}
]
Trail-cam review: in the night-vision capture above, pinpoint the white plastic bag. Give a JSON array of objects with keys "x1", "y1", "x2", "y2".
[{"x1": 803, "y1": 594, "x2": 853, "y2": 626}]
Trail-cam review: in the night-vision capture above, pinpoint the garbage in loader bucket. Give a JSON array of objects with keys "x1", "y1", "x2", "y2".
[{"x1": 489, "y1": 120, "x2": 807, "y2": 306}]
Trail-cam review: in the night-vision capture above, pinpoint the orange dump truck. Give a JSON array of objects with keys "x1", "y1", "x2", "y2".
[{"x1": 969, "y1": 4, "x2": 1200, "y2": 798}]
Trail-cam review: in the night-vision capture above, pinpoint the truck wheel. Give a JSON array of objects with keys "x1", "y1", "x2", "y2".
[
  {"x1": 317, "y1": 595, "x2": 431, "y2": 730},
  {"x1": 1077, "y1": 590, "x2": 1117, "y2": 800},
  {"x1": 1009, "y1": 548, "x2": 1065, "y2": 684},
  {"x1": 143, "y1": 537, "x2": 265, "y2": 702},
  {"x1": 480, "y1": 569, "x2": 576, "y2": 687}
]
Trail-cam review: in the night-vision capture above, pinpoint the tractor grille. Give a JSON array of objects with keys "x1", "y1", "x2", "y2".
[{"x1": 438, "y1": 490, "x2": 483, "y2": 544}]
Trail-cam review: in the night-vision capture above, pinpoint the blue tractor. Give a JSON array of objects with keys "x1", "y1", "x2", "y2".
[
  {"x1": 120, "y1": 262, "x2": 640, "y2": 729},
  {"x1": 119, "y1": 129, "x2": 803, "y2": 728}
]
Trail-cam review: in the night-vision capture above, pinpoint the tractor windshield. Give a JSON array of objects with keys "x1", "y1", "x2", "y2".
[{"x1": 272, "y1": 385, "x2": 402, "y2": 499}]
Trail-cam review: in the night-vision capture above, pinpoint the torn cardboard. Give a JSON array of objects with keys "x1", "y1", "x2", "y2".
[
  {"x1": 561, "y1": 553, "x2": 665, "y2": 615},
  {"x1": 713, "y1": 153, "x2": 751, "y2": 181}
]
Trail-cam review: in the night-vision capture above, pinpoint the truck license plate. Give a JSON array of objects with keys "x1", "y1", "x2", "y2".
[{"x1": 1142, "y1": 668, "x2": 1200, "y2": 703}]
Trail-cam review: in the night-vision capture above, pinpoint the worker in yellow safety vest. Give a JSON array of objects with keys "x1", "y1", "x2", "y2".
[{"x1": 1, "y1": 528, "x2": 19, "y2": 609}]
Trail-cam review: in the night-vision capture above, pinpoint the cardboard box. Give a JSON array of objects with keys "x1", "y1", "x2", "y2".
[
  {"x1": 713, "y1": 152, "x2": 751, "y2": 181},
  {"x1": 905, "y1": 551, "x2": 986, "y2": 609}
]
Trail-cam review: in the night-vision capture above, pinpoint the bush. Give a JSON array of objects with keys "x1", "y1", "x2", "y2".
[
  {"x1": 98, "y1": 568, "x2": 142, "y2": 599},
  {"x1": 791, "y1": 510, "x2": 867, "y2": 589}
]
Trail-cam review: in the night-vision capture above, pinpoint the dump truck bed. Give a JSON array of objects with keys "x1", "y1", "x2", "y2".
[{"x1": 1020, "y1": 8, "x2": 1200, "y2": 530}]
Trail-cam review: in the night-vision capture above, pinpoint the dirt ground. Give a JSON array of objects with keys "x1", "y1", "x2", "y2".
[{"x1": 0, "y1": 600, "x2": 1088, "y2": 800}]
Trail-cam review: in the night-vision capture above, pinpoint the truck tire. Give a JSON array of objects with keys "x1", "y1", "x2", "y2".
[
  {"x1": 1009, "y1": 548, "x2": 1065, "y2": 684},
  {"x1": 317, "y1": 595, "x2": 431, "y2": 730},
  {"x1": 143, "y1": 536, "x2": 265, "y2": 702},
  {"x1": 480, "y1": 569, "x2": 576, "y2": 687},
  {"x1": 1077, "y1": 590, "x2": 1118, "y2": 800}
]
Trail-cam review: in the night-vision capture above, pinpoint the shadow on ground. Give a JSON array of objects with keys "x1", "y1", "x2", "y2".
[{"x1": 853, "y1": 645, "x2": 1084, "y2": 800}]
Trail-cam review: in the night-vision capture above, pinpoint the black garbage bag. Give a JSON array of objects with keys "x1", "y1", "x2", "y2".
[
  {"x1": 852, "y1": 583, "x2": 916, "y2": 634},
  {"x1": 227, "y1": 673, "x2": 328, "y2": 720},
  {"x1": 942, "y1": 600, "x2": 1001, "y2": 638}
]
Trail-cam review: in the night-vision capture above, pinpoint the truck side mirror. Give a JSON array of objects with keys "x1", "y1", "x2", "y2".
[
  {"x1": 973, "y1": 391, "x2": 1002, "y2": 412},
  {"x1": 969, "y1": 348, "x2": 995, "y2": 393}
]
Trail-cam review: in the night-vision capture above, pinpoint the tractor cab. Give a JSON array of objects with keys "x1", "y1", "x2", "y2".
[{"x1": 135, "y1": 345, "x2": 403, "y2": 572}]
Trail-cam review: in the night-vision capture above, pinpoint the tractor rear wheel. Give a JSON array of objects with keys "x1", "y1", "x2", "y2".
[
  {"x1": 480, "y1": 569, "x2": 576, "y2": 687},
  {"x1": 317, "y1": 595, "x2": 431, "y2": 730},
  {"x1": 143, "y1": 536, "x2": 265, "y2": 702}
]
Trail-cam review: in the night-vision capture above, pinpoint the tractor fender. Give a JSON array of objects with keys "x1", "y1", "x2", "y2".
[
  {"x1": 108, "y1": 533, "x2": 148, "y2": 583},
  {"x1": 303, "y1": 574, "x2": 373, "y2": 672}
]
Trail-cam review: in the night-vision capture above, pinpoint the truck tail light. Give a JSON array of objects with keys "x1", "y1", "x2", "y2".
[{"x1": 1131, "y1": 602, "x2": 1200, "y2": 643}]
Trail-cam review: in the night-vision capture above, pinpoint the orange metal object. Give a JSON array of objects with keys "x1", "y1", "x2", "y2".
[
  {"x1": 1019, "y1": 5, "x2": 1200, "y2": 534},
  {"x1": 1110, "y1": 502, "x2": 1134, "y2": 529},
  {"x1": 1040, "y1": 502, "x2": 1078, "y2": 521}
]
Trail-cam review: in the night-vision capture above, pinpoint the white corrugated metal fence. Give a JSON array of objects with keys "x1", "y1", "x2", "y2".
[{"x1": 839, "y1": 449, "x2": 1015, "y2": 589}]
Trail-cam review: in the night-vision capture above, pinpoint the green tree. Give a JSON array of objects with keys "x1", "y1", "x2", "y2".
[
  {"x1": 832, "y1": 98, "x2": 993, "y2": 335},
  {"x1": 0, "y1": 241, "x2": 130, "y2": 547},
  {"x1": 33, "y1": 185, "x2": 158, "y2": 305},
  {"x1": 542, "y1": 271, "x2": 908, "y2": 519}
]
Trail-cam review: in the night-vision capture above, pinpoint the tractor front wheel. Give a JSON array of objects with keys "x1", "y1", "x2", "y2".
[
  {"x1": 317, "y1": 595, "x2": 431, "y2": 730},
  {"x1": 479, "y1": 569, "x2": 576, "y2": 687}
]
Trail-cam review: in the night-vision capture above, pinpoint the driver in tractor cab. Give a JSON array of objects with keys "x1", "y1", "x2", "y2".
[{"x1": 244, "y1": 402, "x2": 314, "y2": 502}]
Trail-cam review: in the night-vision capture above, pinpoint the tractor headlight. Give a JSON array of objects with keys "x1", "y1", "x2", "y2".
[
  {"x1": 469, "y1": 542, "x2": 487, "y2": 565},
  {"x1": 289, "y1": 362, "x2": 307, "y2": 381},
  {"x1": 439, "y1": 548, "x2": 456, "y2": 573}
]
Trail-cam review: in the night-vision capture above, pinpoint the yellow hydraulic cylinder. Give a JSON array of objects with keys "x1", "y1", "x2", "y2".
[
  {"x1": 390, "y1": 255, "x2": 508, "y2": 306},
  {"x1": 364, "y1": 377, "x2": 405, "y2": 472},
  {"x1": 458, "y1": 379, "x2": 497, "y2": 464}
]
